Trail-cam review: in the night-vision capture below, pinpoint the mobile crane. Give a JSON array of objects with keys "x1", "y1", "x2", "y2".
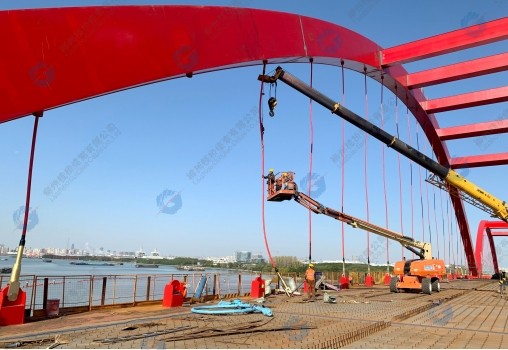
[
  {"x1": 259, "y1": 67, "x2": 508, "y2": 224},
  {"x1": 267, "y1": 171, "x2": 444, "y2": 294}
]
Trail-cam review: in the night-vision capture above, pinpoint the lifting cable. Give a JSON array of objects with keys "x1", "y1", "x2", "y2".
[
  {"x1": 307, "y1": 58, "x2": 314, "y2": 263},
  {"x1": 363, "y1": 67, "x2": 371, "y2": 274},
  {"x1": 440, "y1": 184, "x2": 446, "y2": 263},
  {"x1": 448, "y1": 197, "x2": 456, "y2": 268},
  {"x1": 380, "y1": 76, "x2": 390, "y2": 271},
  {"x1": 405, "y1": 98, "x2": 415, "y2": 258},
  {"x1": 258, "y1": 61, "x2": 276, "y2": 270},
  {"x1": 394, "y1": 89, "x2": 405, "y2": 259},
  {"x1": 424, "y1": 137, "x2": 433, "y2": 248},
  {"x1": 340, "y1": 61, "x2": 346, "y2": 277},
  {"x1": 433, "y1": 188, "x2": 440, "y2": 259}
]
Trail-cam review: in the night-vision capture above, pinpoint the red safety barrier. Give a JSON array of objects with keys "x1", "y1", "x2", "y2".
[
  {"x1": 365, "y1": 275, "x2": 374, "y2": 287},
  {"x1": 162, "y1": 280, "x2": 183, "y2": 308},
  {"x1": 250, "y1": 276, "x2": 265, "y2": 298},
  {"x1": 0, "y1": 286, "x2": 26, "y2": 326},
  {"x1": 339, "y1": 275, "x2": 350, "y2": 289}
]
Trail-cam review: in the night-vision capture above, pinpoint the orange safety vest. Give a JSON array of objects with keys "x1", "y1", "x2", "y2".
[{"x1": 305, "y1": 268, "x2": 315, "y2": 281}]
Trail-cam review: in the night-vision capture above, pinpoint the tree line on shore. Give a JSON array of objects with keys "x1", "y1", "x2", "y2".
[{"x1": 42, "y1": 254, "x2": 391, "y2": 274}]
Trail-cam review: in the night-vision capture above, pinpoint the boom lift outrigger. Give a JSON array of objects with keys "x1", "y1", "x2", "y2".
[
  {"x1": 268, "y1": 172, "x2": 444, "y2": 294},
  {"x1": 259, "y1": 67, "x2": 508, "y2": 223}
]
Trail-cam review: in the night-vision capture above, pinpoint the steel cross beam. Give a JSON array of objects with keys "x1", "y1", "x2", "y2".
[
  {"x1": 451, "y1": 153, "x2": 508, "y2": 169},
  {"x1": 422, "y1": 87, "x2": 508, "y2": 114},
  {"x1": 380, "y1": 17, "x2": 508, "y2": 66},
  {"x1": 403, "y1": 52, "x2": 508, "y2": 89},
  {"x1": 437, "y1": 119, "x2": 508, "y2": 141}
]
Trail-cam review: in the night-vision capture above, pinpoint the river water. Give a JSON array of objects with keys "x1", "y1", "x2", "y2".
[{"x1": 1, "y1": 256, "x2": 188, "y2": 275}]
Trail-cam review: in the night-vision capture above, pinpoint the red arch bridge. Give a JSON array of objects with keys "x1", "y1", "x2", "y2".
[{"x1": 1, "y1": 6, "x2": 508, "y2": 277}]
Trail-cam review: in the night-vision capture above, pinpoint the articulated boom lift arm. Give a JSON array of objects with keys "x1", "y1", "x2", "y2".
[
  {"x1": 259, "y1": 67, "x2": 508, "y2": 223},
  {"x1": 292, "y1": 190, "x2": 431, "y2": 259}
]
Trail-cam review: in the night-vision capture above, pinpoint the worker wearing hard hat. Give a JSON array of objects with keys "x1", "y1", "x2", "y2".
[
  {"x1": 305, "y1": 263, "x2": 316, "y2": 300},
  {"x1": 263, "y1": 168, "x2": 276, "y2": 195}
]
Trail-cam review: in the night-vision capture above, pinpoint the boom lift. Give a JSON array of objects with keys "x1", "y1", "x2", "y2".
[
  {"x1": 267, "y1": 172, "x2": 444, "y2": 294},
  {"x1": 259, "y1": 67, "x2": 508, "y2": 223}
]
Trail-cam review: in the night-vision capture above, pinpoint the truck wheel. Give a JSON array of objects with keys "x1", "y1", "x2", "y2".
[
  {"x1": 389, "y1": 277, "x2": 399, "y2": 293},
  {"x1": 432, "y1": 279, "x2": 441, "y2": 292},
  {"x1": 422, "y1": 278, "x2": 432, "y2": 295}
]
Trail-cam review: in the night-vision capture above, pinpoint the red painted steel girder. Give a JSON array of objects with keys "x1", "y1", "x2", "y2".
[
  {"x1": 475, "y1": 220, "x2": 508, "y2": 275},
  {"x1": 422, "y1": 86, "x2": 508, "y2": 114},
  {"x1": 0, "y1": 6, "x2": 477, "y2": 275},
  {"x1": 490, "y1": 231, "x2": 508, "y2": 236},
  {"x1": 380, "y1": 17, "x2": 508, "y2": 66},
  {"x1": 401, "y1": 52, "x2": 508, "y2": 89},
  {"x1": 437, "y1": 119, "x2": 508, "y2": 140},
  {"x1": 451, "y1": 153, "x2": 508, "y2": 168}
]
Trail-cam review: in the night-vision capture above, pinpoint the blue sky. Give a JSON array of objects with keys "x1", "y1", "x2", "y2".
[{"x1": 1, "y1": 1, "x2": 508, "y2": 270}]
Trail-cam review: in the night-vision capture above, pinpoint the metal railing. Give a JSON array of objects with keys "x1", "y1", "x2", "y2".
[
  {"x1": 0, "y1": 271, "x2": 260, "y2": 316},
  {"x1": 0, "y1": 269, "x2": 394, "y2": 317}
]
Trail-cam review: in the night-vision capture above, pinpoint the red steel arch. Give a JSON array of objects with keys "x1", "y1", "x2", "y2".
[
  {"x1": 2, "y1": 6, "x2": 506, "y2": 276},
  {"x1": 475, "y1": 220, "x2": 508, "y2": 276}
]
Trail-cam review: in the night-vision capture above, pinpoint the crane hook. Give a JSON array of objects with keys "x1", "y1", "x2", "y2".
[{"x1": 268, "y1": 97, "x2": 277, "y2": 117}]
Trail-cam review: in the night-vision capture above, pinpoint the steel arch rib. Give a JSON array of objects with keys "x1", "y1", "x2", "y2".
[
  {"x1": 0, "y1": 5, "x2": 475, "y2": 274},
  {"x1": 475, "y1": 220, "x2": 507, "y2": 275}
]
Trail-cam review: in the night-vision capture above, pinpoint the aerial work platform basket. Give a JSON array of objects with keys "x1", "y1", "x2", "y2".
[{"x1": 266, "y1": 171, "x2": 297, "y2": 202}]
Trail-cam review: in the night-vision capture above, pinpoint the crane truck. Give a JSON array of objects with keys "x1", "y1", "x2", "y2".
[
  {"x1": 267, "y1": 171, "x2": 444, "y2": 294},
  {"x1": 259, "y1": 67, "x2": 508, "y2": 224}
]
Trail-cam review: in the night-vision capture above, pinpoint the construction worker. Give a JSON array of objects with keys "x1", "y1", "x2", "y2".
[
  {"x1": 281, "y1": 172, "x2": 288, "y2": 189},
  {"x1": 305, "y1": 263, "x2": 316, "y2": 300},
  {"x1": 263, "y1": 168, "x2": 276, "y2": 195}
]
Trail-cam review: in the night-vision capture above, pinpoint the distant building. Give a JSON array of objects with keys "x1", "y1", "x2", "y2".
[
  {"x1": 250, "y1": 253, "x2": 265, "y2": 264},
  {"x1": 235, "y1": 251, "x2": 252, "y2": 263}
]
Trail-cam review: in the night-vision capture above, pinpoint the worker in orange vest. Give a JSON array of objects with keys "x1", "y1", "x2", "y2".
[{"x1": 305, "y1": 263, "x2": 316, "y2": 300}]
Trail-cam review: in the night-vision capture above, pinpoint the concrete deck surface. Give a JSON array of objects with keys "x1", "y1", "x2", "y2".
[{"x1": 0, "y1": 279, "x2": 506, "y2": 349}]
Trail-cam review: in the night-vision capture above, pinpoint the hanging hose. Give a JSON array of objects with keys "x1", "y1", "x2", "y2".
[
  {"x1": 8, "y1": 112, "x2": 42, "y2": 301},
  {"x1": 259, "y1": 62, "x2": 276, "y2": 271},
  {"x1": 307, "y1": 58, "x2": 314, "y2": 263}
]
